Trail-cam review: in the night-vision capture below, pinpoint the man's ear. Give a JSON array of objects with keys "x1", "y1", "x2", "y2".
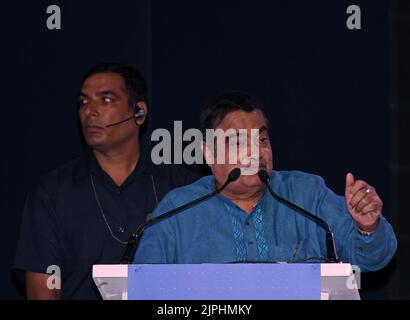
[
  {"x1": 135, "y1": 101, "x2": 147, "y2": 125},
  {"x1": 201, "y1": 141, "x2": 213, "y2": 168}
]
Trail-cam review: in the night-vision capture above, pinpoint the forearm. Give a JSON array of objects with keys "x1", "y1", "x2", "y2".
[{"x1": 26, "y1": 272, "x2": 60, "y2": 300}]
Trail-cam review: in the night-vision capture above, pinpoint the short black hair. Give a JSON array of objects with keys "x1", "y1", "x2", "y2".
[
  {"x1": 200, "y1": 92, "x2": 267, "y2": 135},
  {"x1": 82, "y1": 63, "x2": 148, "y2": 107}
]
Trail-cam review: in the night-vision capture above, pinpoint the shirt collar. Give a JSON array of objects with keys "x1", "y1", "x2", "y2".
[{"x1": 196, "y1": 175, "x2": 269, "y2": 215}]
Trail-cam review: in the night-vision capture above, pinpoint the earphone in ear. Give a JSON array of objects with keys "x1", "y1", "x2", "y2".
[{"x1": 134, "y1": 106, "x2": 145, "y2": 118}]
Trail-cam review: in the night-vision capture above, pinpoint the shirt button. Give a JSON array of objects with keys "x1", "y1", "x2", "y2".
[
  {"x1": 118, "y1": 227, "x2": 125, "y2": 233},
  {"x1": 245, "y1": 221, "x2": 250, "y2": 226},
  {"x1": 248, "y1": 241, "x2": 254, "y2": 245}
]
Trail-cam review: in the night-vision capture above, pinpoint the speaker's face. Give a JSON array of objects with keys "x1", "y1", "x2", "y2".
[
  {"x1": 205, "y1": 109, "x2": 273, "y2": 194},
  {"x1": 78, "y1": 72, "x2": 137, "y2": 151}
]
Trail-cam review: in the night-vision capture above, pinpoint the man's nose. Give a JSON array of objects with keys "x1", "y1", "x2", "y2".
[
  {"x1": 240, "y1": 140, "x2": 259, "y2": 164},
  {"x1": 83, "y1": 100, "x2": 99, "y2": 118},
  {"x1": 247, "y1": 135, "x2": 259, "y2": 158}
]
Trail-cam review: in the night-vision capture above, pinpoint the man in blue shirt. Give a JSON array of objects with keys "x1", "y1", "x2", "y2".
[{"x1": 134, "y1": 92, "x2": 397, "y2": 272}]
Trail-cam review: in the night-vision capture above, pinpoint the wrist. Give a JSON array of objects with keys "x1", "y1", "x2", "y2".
[{"x1": 356, "y1": 220, "x2": 379, "y2": 235}]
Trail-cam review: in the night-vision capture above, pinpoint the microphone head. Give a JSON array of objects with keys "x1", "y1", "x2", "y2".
[
  {"x1": 257, "y1": 170, "x2": 270, "y2": 184},
  {"x1": 227, "y1": 168, "x2": 241, "y2": 182}
]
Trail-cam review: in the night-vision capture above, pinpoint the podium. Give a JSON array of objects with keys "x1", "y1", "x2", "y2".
[{"x1": 92, "y1": 263, "x2": 360, "y2": 300}]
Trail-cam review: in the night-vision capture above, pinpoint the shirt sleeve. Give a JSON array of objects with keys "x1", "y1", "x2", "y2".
[
  {"x1": 316, "y1": 178, "x2": 397, "y2": 272},
  {"x1": 13, "y1": 177, "x2": 62, "y2": 276}
]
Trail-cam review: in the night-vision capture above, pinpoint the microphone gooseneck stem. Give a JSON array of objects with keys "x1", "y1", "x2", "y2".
[{"x1": 261, "y1": 173, "x2": 339, "y2": 263}]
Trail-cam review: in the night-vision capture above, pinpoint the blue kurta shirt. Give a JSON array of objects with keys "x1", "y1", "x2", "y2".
[{"x1": 134, "y1": 171, "x2": 397, "y2": 271}]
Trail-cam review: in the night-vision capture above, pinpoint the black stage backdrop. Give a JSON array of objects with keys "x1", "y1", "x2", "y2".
[{"x1": 1, "y1": 0, "x2": 407, "y2": 299}]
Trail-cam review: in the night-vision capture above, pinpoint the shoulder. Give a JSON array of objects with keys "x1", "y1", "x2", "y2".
[
  {"x1": 271, "y1": 170, "x2": 326, "y2": 191},
  {"x1": 32, "y1": 154, "x2": 85, "y2": 201},
  {"x1": 273, "y1": 170, "x2": 324, "y2": 182},
  {"x1": 153, "y1": 175, "x2": 214, "y2": 209}
]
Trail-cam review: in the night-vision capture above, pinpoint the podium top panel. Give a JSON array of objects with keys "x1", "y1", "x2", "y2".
[{"x1": 92, "y1": 263, "x2": 352, "y2": 278}]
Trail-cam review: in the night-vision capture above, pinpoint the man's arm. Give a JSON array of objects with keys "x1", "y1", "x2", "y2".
[
  {"x1": 26, "y1": 272, "x2": 60, "y2": 300},
  {"x1": 316, "y1": 173, "x2": 397, "y2": 271},
  {"x1": 14, "y1": 174, "x2": 62, "y2": 299}
]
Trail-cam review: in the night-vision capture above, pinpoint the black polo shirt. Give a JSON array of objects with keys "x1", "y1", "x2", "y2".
[{"x1": 13, "y1": 147, "x2": 198, "y2": 299}]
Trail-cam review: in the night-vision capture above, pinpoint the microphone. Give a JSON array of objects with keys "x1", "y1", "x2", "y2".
[
  {"x1": 121, "y1": 167, "x2": 242, "y2": 264},
  {"x1": 105, "y1": 108, "x2": 145, "y2": 128},
  {"x1": 258, "y1": 170, "x2": 339, "y2": 263}
]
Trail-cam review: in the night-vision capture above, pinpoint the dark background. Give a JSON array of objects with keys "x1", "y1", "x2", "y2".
[{"x1": 0, "y1": 0, "x2": 408, "y2": 299}]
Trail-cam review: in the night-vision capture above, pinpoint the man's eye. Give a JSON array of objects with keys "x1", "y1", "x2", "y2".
[
  {"x1": 79, "y1": 99, "x2": 88, "y2": 106},
  {"x1": 103, "y1": 97, "x2": 113, "y2": 103}
]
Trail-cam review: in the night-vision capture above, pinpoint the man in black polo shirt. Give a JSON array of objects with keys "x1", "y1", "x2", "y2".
[{"x1": 13, "y1": 63, "x2": 197, "y2": 299}]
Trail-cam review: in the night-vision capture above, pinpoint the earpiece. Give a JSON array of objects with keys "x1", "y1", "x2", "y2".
[{"x1": 134, "y1": 106, "x2": 145, "y2": 118}]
